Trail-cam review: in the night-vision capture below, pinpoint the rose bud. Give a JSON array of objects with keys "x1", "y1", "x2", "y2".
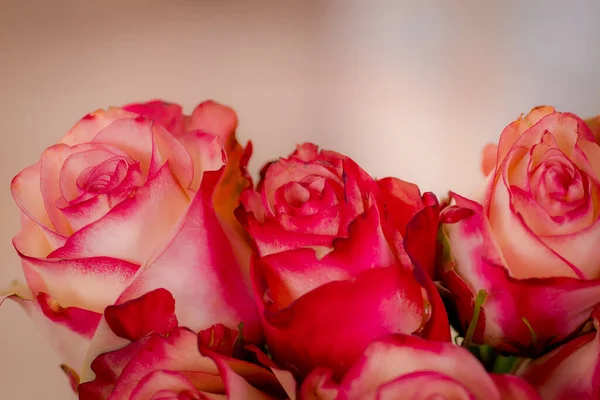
[
  {"x1": 515, "y1": 309, "x2": 600, "y2": 400},
  {"x1": 238, "y1": 144, "x2": 450, "y2": 379},
  {"x1": 301, "y1": 334, "x2": 541, "y2": 400},
  {"x1": 1, "y1": 100, "x2": 259, "y2": 388},
  {"x1": 437, "y1": 106, "x2": 600, "y2": 354}
]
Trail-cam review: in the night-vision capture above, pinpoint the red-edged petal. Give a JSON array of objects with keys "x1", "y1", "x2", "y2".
[
  {"x1": 116, "y1": 169, "x2": 261, "y2": 342},
  {"x1": 104, "y1": 288, "x2": 178, "y2": 341},
  {"x1": 259, "y1": 266, "x2": 426, "y2": 379},
  {"x1": 49, "y1": 164, "x2": 189, "y2": 265},
  {"x1": 337, "y1": 335, "x2": 500, "y2": 400},
  {"x1": 1, "y1": 288, "x2": 95, "y2": 373},
  {"x1": 59, "y1": 108, "x2": 138, "y2": 146},
  {"x1": 16, "y1": 251, "x2": 139, "y2": 313},
  {"x1": 186, "y1": 100, "x2": 238, "y2": 148},
  {"x1": 123, "y1": 100, "x2": 185, "y2": 135},
  {"x1": 516, "y1": 311, "x2": 600, "y2": 399},
  {"x1": 438, "y1": 192, "x2": 600, "y2": 353}
]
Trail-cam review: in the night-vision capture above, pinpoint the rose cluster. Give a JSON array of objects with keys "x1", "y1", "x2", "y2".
[{"x1": 2, "y1": 100, "x2": 599, "y2": 400}]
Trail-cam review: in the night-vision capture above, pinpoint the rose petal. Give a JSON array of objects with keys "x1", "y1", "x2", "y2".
[
  {"x1": 104, "y1": 288, "x2": 178, "y2": 341},
  {"x1": 516, "y1": 311, "x2": 600, "y2": 399},
  {"x1": 186, "y1": 100, "x2": 238, "y2": 148},
  {"x1": 260, "y1": 266, "x2": 426, "y2": 379},
  {"x1": 1, "y1": 288, "x2": 93, "y2": 373},
  {"x1": 59, "y1": 108, "x2": 138, "y2": 147},
  {"x1": 123, "y1": 100, "x2": 185, "y2": 135},
  {"x1": 338, "y1": 335, "x2": 500, "y2": 400},
  {"x1": 439, "y1": 192, "x2": 600, "y2": 353},
  {"x1": 489, "y1": 374, "x2": 541, "y2": 400},
  {"x1": 116, "y1": 169, "x2": 261, "y2": 342},
  {"x1": 49, "y1": 164, "x2": 189, "y2": 265}
]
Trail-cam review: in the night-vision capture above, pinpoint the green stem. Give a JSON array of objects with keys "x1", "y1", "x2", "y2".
[{"x1": 463, "y1": 289, "x2": 487, "y2": 348}]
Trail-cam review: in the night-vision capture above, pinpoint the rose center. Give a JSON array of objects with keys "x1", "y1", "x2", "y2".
[
  {"x1": 77, "y1": 157, "x2": 129, "y2": 195},
  {"x1": 283, "y1": 182, "x2": 311, "y2": 207}
]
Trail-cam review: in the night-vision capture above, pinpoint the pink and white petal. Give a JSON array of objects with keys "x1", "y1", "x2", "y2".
[
  {"x1": 179, "y1": 131, "x2": 226, "y2": 191},
  {"x1": 488, "y1": 177, "x2": 583, "y2": 279},
  {"x1": 13, "y1": 213, "x2": 65, "y2": 259},
  {"x1": 261, "y1": 158, "x2": 340, "y2": 217},
  {"x1": 39, "y1": 144, "x2": 78, "y2": 235},
  {"x1": 148, "y1": 122, "x2": 195, "y2": 190},
  {"x1": 260, "y1": 267, "x2": 425, "y2": 379},
  {"x1": 35, "y1": 292, "x2": 101, "y2": 338},
  {"x1": 123, "y1": 100, "x2": 185, "y2": 135},
  {"x1": 186, "y1": 100, "x2": 238, "y2": 147},
  {"x1": 107, "y1": 329, "x2": 220, "y2": 399},
  {"x1": 338, "y1": 335, "x2": 500, "y2": 400},
  {"x1": 373, "y1": 372, "x2": 476, "y2": 400},
  {"x1": 11, "y1": 161, "x2": 55, "y2": 233},
  {"x1": 49, "y1": 164, "x2": 189, "y2": 265},
  {"x1": 58, "y1": 163, "x2": 143, "y2": 232},
  {"x1": 516, "y1": 322, "x2": 600, "y2": 400},
  {"x1": 540, "y1": 220, "x2": 600, "y2": 280},
  {"x1": 496, "y1": 106, "x2": 555, "y2": 165},
  {"x1": 482, "y1": 143, "x2": 499, "y2": 177},
  {"x1": 247, "y1": 215, "x2": 335, "y2": 257},
  {"x1": 489, "y1": 375, "x2": 541, "y2": 400},
  {"x1": 16, "y1": 251, "x2": 139, "y2": 312},
  {"x1": 117, "y1": 169, "x2": 261, "y2": 342},
  {"x1": 440, "y1": 193, "x2": 600, "y2": 353},
  {"x1": 78, "y1": 335, "x2": 152, "y2": 398},
  {"x1": 129, "y1": 370, "x2": 199, "y2": 400},
  {"x1": 1, "y1": 290, "x2": 94, "y2": 373},
  {"x1": 59, "y1": 108, "x2": 138, "y2": 146}
]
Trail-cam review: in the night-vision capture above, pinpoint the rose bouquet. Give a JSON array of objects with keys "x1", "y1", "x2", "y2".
[{"x1": 1, "y1": 100, "x2": 599, "y2": 400}]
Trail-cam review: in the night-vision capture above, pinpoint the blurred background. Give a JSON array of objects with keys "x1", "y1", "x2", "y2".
[{"x1": 1, "y1": 1, "x2": 599, "y2": 398}]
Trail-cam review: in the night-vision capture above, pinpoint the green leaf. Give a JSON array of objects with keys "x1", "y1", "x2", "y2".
[
  {"x1": 492, "y1": 354, "x2": 519, "y2": 374},
  {"x1": 463, "y1": 289, "x2": 487, "y2": 348}
]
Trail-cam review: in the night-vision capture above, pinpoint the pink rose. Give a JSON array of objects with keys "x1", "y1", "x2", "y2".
[
  {"x1": 78, "y1": 289, "x2": 291, "y2": 400},
  {"x1": 438, "y1": 106, "x2": 600, "y2": 354},
  {"x1": 1, "y1": 100, "x2": 259, "y2": 385},
  {"x1": 515, "y1": 309, "x2": 600, "y2": 400},
  {"x1": 301, "y1": 334, "x2": 540, "y2": 400},
  {"x1": 239, "y1": 144, "x2": 450, "y2": 379}
]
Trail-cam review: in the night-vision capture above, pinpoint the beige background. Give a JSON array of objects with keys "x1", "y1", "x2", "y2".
[{"x1": 1, "y1": 1, "x2": 600, "y2": 398}]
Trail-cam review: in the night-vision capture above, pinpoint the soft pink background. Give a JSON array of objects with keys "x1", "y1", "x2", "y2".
[{"x1": 1, "y1": 1, "x2": 600, "y2": 398}]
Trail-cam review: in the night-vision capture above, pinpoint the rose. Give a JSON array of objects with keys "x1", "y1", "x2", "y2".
[
  {"x1": 437, "y1": 106, "x2": 600, "y2": 354},
  {"x1": 1, "y1": 100, "x2": 259, "y2": 384},
  {"x1": 515, "y1": 310, "x2": 600, "y2": 400},
  {"x1": 301, "y1": 334, "x2": 541, "y2": 400},
  {"x1": 77, "y1": 289, "x2": 290, "y2": 400},
  {"x1": 238, "y1": 144, "x2": 450, "y2": 379}
]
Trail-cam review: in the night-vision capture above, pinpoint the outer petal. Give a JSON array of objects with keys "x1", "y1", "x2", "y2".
[
  {"x1": 516, "y1": 312, "x2": 600, "y2": 400},
  {"x1": 59, "y1": 108, "x2": 138, "y2": 146},
  {"x1": 116, "y1": 169, "x2": 261, "y2": 342},
  {"x1": 1, "y1": 286, "x2": 94, "y2": 374},
  {"x1": 490, "y1": 375, "x2": 541, "y2": 400},
  {"x1": 258, "y1": 266, "x2": 426, "y2": 379},
  {"x1": 104, "y1": 288, "x2": 178, "y2": 341},
  {"x1": 186, "y1": 100, "x2": 238, "y2": 148},
  {"x1": 337, "y1": 335, "x2": 500, "y2": 400},
  {"x1": 438, "y1": 193, "x2": 600, "y2": 353},
  {"x1": 123, "y1": 100, "x2": 185, "y2": 135}
]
